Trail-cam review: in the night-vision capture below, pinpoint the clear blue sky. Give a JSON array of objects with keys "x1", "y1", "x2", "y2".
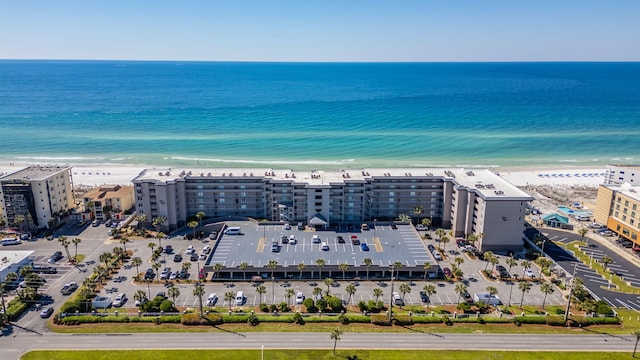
[{"x1": 1, "y1": 0, "x2": 638, "y2": 61}]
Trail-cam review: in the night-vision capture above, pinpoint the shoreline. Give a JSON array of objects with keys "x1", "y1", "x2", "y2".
[{"x1": 0, "y1": 162, "x2": 607, "y2": 188}]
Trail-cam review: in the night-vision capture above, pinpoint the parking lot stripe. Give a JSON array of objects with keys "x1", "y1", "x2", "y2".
[
  {"x1": 374, "y1": 237, "x2": 383, "y2": 252},
  {"x1": 257, "y1": 237, "x2": 266, "y2": 253}
]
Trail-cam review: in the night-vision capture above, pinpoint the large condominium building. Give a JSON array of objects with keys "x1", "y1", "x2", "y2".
[
  {"x1": 133, "y1": 168, "x2": 532, "y2": 251},
  {"x1": 82, "y1": 184, "x2": 134, "y2": 221},
  {"x1": 595, "y1": 183, "x2": 640, "y2": 246},
  {"x1": 0, "y1": 166, "x2": 75, "y2": 230},
  {"x1": 604, "y1": 164, "x2": 640, "y2": 185}
]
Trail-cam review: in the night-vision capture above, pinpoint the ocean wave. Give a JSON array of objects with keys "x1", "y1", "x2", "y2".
[
  {"x1": 165, "y1": 156, "x2": 356, "y2": 166},
  {"x1": 15, "y1": 156, "x2": 107, "y2": 161}
]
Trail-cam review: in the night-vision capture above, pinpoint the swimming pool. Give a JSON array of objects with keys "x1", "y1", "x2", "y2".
[{"x1": 558, "y1": 206, "x2": 592, "y2": 216}]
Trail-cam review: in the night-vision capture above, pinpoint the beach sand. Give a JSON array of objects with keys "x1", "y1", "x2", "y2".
[{"x1": 0, "y1": 162, "x2": 606, "y2": 188}]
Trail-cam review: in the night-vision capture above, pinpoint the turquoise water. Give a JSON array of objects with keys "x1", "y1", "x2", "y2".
[{"x1": 1, "y1": 61, "x2": 639, "y2": 169}]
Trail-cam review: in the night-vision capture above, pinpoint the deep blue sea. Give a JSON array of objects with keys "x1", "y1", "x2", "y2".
[{"x1": 1, "y1": 60, "x2": 639, "y2": 169}]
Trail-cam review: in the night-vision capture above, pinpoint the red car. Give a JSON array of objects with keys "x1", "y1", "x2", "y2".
[{"x1": 443, "y1": 267, "x2": 453, "y2": 278}]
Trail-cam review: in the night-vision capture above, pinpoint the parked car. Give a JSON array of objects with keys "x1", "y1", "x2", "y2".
[
  {"x1": 295, "y1": 292, "x2": 305, "y2": 304},
  {"x1": 155, "y1": 292, "x2": 167, "y2": 299},
  {"x1": 271, "y1": 241, "x2": 280, "y2": 252},
  {"x1": 164, "y1": 245, "x2": 173, "y2": 254},
  {"x1": 113, "y1": 293, "x2": 127, "y2": 307},
  {"x1": 202, "y1": 246, "x2": 211, "y2": 254},
  {"x1": 209, "y1": 231, "x2": 218, "y2": 240},
  {"x1": 178, "y1": 269, "x2": 189, "y2": 279},
  {"x1": 169, "y1": 271, "x2": 179, "y2": 280},
  {"x1": 91, "y1": 220, "x2": 101, "y2": 227},
  {"x1": 523, "y1": 268, "x2": 535, "y2": 278},
  {"x1": 60, "y1": 282, "x2": 78, "y2": 295},
  {"x1": 198, "y1": 254, "x2": 207, "y2": 261},
  {"x1": 284, "y1": 223, "x2": 291, "y2": 230},
  {"x1": 173, "y1": 254, "x2": 183, "y2": 262},
  {"x1": 160, "y1": 267, "x2": 171, "y2": 280},
  {"x1": 312, "y1": 234, "x2": 321, "y2": 243},
  {"x1": 416, "y1": 224, "x2": 427, "y2": 231},
  {"x1": 144, "y1": 268, "x2": 155, "y2": 280},
  {"x1": 48, "y1": 251, "x2": 63, "y2": 263},
  {"x1": 427, "y1": 244, "x2": 435, "y2": 251},
  {"x1": 40, "y1": 307, "x2": 54, "y2": 318},
  {"x1": 442, "y1": 267, "x2": 453, "y2": 278},
  {"x1": 206, "y1": 293, "x2": 218, "y2": 306},
  {"x1": 419, "y1": 291, "x2": 429, "y2": 302},
  {"x1": 336, "y1": 235, "x2": 345, "y2": 244},
  {"x1": 185, "y1": 245, "x2": 195, "y2": 255},
  {"x1": 281, "y1": 235, "x2": 288, "y2": 244},
  {"x1": 350, "y1": 236, "x2": 360, "y2": 245},
  {"x1": 360, "y1": 243, "x2": 369, "y2": 251}
]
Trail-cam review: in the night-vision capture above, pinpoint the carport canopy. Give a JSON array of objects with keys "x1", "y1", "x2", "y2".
[{"x1": 309, "y1": 213, "x2": 327, "y2": 226}]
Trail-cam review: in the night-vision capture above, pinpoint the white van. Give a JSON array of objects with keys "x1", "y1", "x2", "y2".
[
  {"x1": 321, "y1": 242, "x2": 329, "y2": 251},
  {"x1": 235, "y1": 291, "x2": 244, "y2": 305},
  {"x1": 113, "y1": 293, "x2": 127, "y2": 307},
  {"x1": 393, "y1": 291, "x2": 404, "y2": 306},
  {"x1": 224, "y1": 227, "x2": 241, "y2": 235}
]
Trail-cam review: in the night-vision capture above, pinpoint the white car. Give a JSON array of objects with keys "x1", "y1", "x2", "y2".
[
  {"x1": 295, "y1": 292, "x2": 305, "y2": 304},
  {"x1": 312, "y1": 234, "x2": 320, "y2": 243},
  {"x1": 523, "y1": 268, "x2": 535, "y2": 278},
  {"x1": 198, "y1": 253, "x2": 207, "y2": 261},
  {"x1": 202, "y1": 246, "x2": 211, "y2": 254},
  {"x1": 416, "y1": 224, "x2": 427, "y2": 231},
  {"x1": 113, "y1": 293, "x2": 127, "y2": 307},
  {"x1": 206, "y1": 293, "x2": 218, "y2": 306},
  {"x1": 185, "y1": 245, "x2": 195, "y2": 255},
  {"x1": 289, "y1": 238, "x2": 297, "y2": 245},
  {"x1": 169, "y1": 271, "x2": 178, "y2": 280}
]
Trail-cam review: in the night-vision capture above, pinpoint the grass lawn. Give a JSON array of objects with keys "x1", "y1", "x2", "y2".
[{"x1": 21, "y1": 350, "x2": 629, "y2": 360}]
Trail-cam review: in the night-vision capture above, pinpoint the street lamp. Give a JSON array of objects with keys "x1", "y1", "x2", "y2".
[
  {"x1": 374, "y1": 219, "x2": 377, "y2": 243},
  {"x1": 564, "y1": 264, "x2": 578, "y2": 321},
  {"x1": 388, "y1": 265, "x2": 395, "y2": 323},
  {"x1": 261, "y1": 345, "x2": 264, "y2": 360},
  {"x1": 272, "y1": 276, "x2": 275, "y2": 305}
]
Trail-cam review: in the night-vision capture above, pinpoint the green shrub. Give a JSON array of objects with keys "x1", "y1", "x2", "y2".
[
  {"x1": 255, "y1": 315, "x2": 294, "y2": 323},
  {"x1": 5, "y1": 298, "x2": 28, "y2": 321},
  {"x1": 457, "y1": 302, "x2": 471, "y2": 312},
  {"x1": 181, "y1": 314, "x2": 202, "y2": 325},
  {"x1": 393, "y1": 314, "x2": 413, "y2": 326},
  {"x1": 302, "y1": 316, "x2": 342, "y2": 323},
  {"x1": 338, "y1": 314, "x2": 349, "y2": 325},
  {"x1": 278, "y1": 302, "x2": 290, "y2": 312},
  {"x1": 259, "y1": 303, "x2": 269, "y2": 312},
  {"x1": 269, "y1": 304, "x2": 278, "y2": 312},
  {"x1": 327, "y1": 296, "x2": 343, "y2": 312},
  {"x1": 412, "y1": 316, "x2": 444, "y2": 324},
  {"x1": 595, "y1": 301, "x2": 614, "y2": 315},
  {"x1": 546, "y1": 315, "x2": 566, "y2": 326},
  {"x1": 357, "y1": 301, "x2": 368, "y2": 312},
  {"x1": 370, "y1": 314, "x2": 391, "y2": 326},
  {"x1": 292, "y1": 312, "x2": 305, "y2": 325},
  {"x1": 247, "y1": 313, "x2": 260, "y2": 326},
  {"x1": 58, "y1": 301, "x2": 79, "y2": 314},
  {"x1": 302, "y1": 298, "x2": 314, "y2": 309},
  {"x1": 586, "y1": 316, "x2": 620, "y2": 325},
  {"x1": 224, "y1": 314, "x2": 250, "y2": 323},
  {"x1": 517, "y1": 316, "x2": 547, "y2": 324},
  {"x1": 345, "y1": 314, "x2": 370, "y2": 323},
  {"x1": 159, "y1": 300, "x2": 176, "y2": 312}
]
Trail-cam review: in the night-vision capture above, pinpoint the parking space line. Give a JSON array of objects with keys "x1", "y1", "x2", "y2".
[
  {"x1": 257, "y1": 237, "x2": 265, "y2": 253},
  {"x1": 374, "y1": 237, "x2": 383, "y2": 252}
]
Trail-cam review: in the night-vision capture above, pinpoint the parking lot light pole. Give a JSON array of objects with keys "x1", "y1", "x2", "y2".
[
  {"x1": 272, "y1": 276, "x2": 275, "y2": 304},
  {"x1": 388, "y1": 265, "x2": 394, "y2": 323},
  {"x1": 374, "y1": 219, "x2": 377, "y2": 243},
  {"x1": 564, "y1": 264, "x2": 578, "y2": 321}
]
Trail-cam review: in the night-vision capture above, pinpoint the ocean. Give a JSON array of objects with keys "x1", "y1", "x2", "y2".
[{"x1": 1, "y1": 60, "x2": 639, "y2": 170}]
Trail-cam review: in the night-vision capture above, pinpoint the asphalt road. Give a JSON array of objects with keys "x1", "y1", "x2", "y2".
[{"x1": 0, "y1": 331, "x2": 634, "y2": 357}]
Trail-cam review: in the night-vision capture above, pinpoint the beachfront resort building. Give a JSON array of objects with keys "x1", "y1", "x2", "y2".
[
  {"x1": 82, "y1": 185, "x2": 134, "y2": 222},
  {"x1": 133, "y1": 168, "x2": 532, "y2": 251},
  {"x1": 604, "y1": 165, "x2": 640, "y2": 186},
  {"x1": 0, "y1": 166, "x2": 75, "y2": 230},
  {"x1": 595, "y1": 183, "x2": 640, "y2": 246}
]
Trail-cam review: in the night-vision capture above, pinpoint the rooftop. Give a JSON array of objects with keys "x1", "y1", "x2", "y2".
[
  {"x1": 0, "y1": 165, "x2": 72, "y2": 182},
  {"x1": 0, "y1": 250, "x2": 35, "y2": 273},
  {"x1": 133, "y1": 167, "x2": 531, "y2": 200},
  {"x1": 83, "y1": 184, "x2": 133, "y2": 201}
]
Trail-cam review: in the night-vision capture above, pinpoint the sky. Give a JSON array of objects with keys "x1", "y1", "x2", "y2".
[{"x1": 0, "y1": 0, "x2": 638, "y2": 62}]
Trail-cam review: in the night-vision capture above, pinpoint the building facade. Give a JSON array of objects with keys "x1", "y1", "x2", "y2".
[
  {"x1": 604, "y1": 165, "x2": 640, "y2": 185},
  {"x1": 595, "y1": 183, "x2": 640, "y2": 246},
  {"x1": 82, "y1": 185, "x2": 134, "y2": 221},
  {"x1": 133, "y1": 168, "x2": 532, "y2": 251},
  {"x1": 0, "y1": 166, "x2": 75, "y2": 230}
]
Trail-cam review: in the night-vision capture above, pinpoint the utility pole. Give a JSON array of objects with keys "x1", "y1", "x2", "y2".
[{"x1": 388, "y1": 265, "x2": 395, "y2": 323}]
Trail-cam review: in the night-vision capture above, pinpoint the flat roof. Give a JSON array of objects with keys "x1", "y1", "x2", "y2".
[
  {"x1": 83, "y1": 184, "x2": 133, "y2": 201},
  {"x1": 0, "y1": 250, "x2": 35, "y2": 273},
  {"x1": 133, "y1": 167, "x2": 530, "y2": 200},
  {"x1": 0, "y1": 165, "x2": 71, "y2": 182}
]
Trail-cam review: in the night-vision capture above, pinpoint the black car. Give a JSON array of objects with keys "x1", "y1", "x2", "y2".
[
  {"x1": 463, "y1": 292, "x2": 473, "y2": 303},
  {"x1": 155, "y1": 291, "x2": 167, "y2": 299},
  {"x1": 178, "y1": 269, "x2": 188, "y2": 279},
  {"x1": 164, "y1": 245, "x2": 173, "y2": 254},
  {"x1": 190, "y1": 253, "x2": 198, "y2": 262},
  {"x1": 48, "y1": 251, "x2": 63, "y2": 263},
  {"x1": 173, "y1": 254, "x2": 183, "y2": 262},
  {"x1": 281, "y1": 235, "x2": 289, "y2": 244},
  {"x1": 144, "y1": 268, "x2": 155, "y2": 280},
  {"x1": 419, "y1": 291, "x2": 429, "y2": 303},
  {"x1": 336, "y1": 236, "x2": 345, "y2": 244},
  {"x1": 427, "y1": 244, "x2": 435, "y2": 251},
  {"x1": 390, "y1": 224, "x2": 398, "y2": 230}
]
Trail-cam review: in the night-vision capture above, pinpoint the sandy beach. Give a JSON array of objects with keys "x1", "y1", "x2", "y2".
[{"x1": 0, "y1": 162, "x2": 607, "y2": 188}]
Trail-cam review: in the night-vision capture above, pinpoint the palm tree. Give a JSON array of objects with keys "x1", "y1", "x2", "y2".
[
  {"x1": 489, "y1": 255, "x2": 499, "y2": 275},
  {"x1": 316, "y1": 259, "x2": 326, "y2": 279},
  {"x1": 454, "y1": 256, "x2": 465, "y2": 268},
  {"x1": 313, "y1": 287, "x2": 323, "y2": 303},
  {"x1": 58, "y1": 236, "x2": 71, "y2": 262},
  {"x1": 518, "y1": 281, "x2": 532, "y2": 309},
  {"x1": 112, "y1": 246, "x2": 125, "y2": 262},
  {"x1": 13, "y1": 214, "x2": 26, "y2": 232},
  {"x1": 421, "y1": 218, "x2": 432, "y2": 229},
  {"x1": 324, "y1": 278, "x2": 335, "y2": 295},
  {"x1": 486, "y1": 286, "x2": 498, "y2": 307},
  {"x1": 483, "y1": 251, "x2": 495, "y2": 271},
  {"x1": 71, "y1": 237, "x2": 82, "y2": 263},
  {"x1": 19, "y1": 265, "x2": 33, "y2": 278},
  {"x1": 540, "y1": 282, "x2": 554, "y2": 309},
  {"x1": 362, "y1": 258, "x2": 372, "y2": 280},
  {"x1": 134, "y1": 290, "x2": 147, "y2": 308},
  {"x1": 187, "y1": 221, "x2": 198, "y2": 238},
  {"x1": 455, "y1": 283, "x2": 467, "y2": 305},
  {"x1": 506, "y1": 257, "x2": 518, "y2": 274},
  {"x1": 135, "y1": 214, "x2": 148, "y2": 229},
  {"x1": 453, "y1": 267, "x2": 464, "y2": 279},
  {"x1": 152, "y1": 261, "x2": 161, "y2": 280},
  {"x1": 440, "y1": 236, "x2": 450, "y2": 252},
  {"x1": 601, "y1": 255, "x2": 614, "y2": 271},
  {"x1": 285, "y1": 288, "x2": 295, "y2": 305},
  {"x1": 345, "y1": 284, "x2": 357, "y2": 305},
  {"x1": 372, "y1": 287, "x2": 383, "y2": 303},
  {"x1": 99, "y1": 251, "x2": 112, "y2": 269},
  {"x1": 330, "y1": 328, "x2": 344, "y2": 355},
  {"x1": 399, "y1": 282, "x2": 411, "y2": 302},
  {"x1": 267, "y1": 260, "x2": 278, "y2": 278},
  {"x1": 413, "y1": 206, "x2": 423, "y2": 224},
  {"x1": 5, "y1": 272, "x2": 18, "y2": 287},
  {"x1": 435, "y1": 228, "x2": 446, "y2": 240},
  {"x1": 214, "y1": 263, "x2": 224, "y2": 279},
  {"x1": 182, "y1": 261, "x2": 192, "y2": 274},
  {"x1": 152, "y1": 216, "x2": 167, "y2": 232},
  {"x1": 633, "y1": 330, "x2": 640, "y2": 357},
  {"x1": 256, "y1": 285, "x2": 267, "y2": 304},
  {"x1": 578, "y1": 227, "x2": 589, "y2": 244},
  {"x1": 239, "y1": 262, "x2": 249, "y2": 281},
  {"x1": 147, "y1": 242, "x2": 156, "y2": 257},
  {"x1": 155, "y1": 232, "x2": 166, "y2": 249},
  {"x1": 338, "y1": 263, "x2": 348, "y2": 280},
  {"x1": 193, "y1": 282, "x2": 205, "y2": 318},
  {"x1": 131, "y1": 256, "x2": 143, "y2": 277},
  {"x1": 195, "y1": 211, "x2": 206, "y2": 227},
  {"x1": 520, "y1": 260, "x2": 530, "y2": 278},
  {"x1": 423, "y1": 262, "x2": 432, "y2": 280},
  {"x1": 297, "y1": 262, "x2": 306, "y2": 280},
  {"x1": 119, "y1": 237, "x2": 130, "y2": 256},
  {"x1": 25, "y1": 272, "x2": 45, "y2": 292},
  {"x1": 397, "y1": 214, "x2": 411, "y2": 223},
  {"x1": 422, "y1": 284, "x2": 436, "y2": 309},
  {"x1": 168, "y1": 286, "x2": 180, "y2": 304},
  {"x1": 225, "y1": 291, "x2": 235, "y2": 310}
]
